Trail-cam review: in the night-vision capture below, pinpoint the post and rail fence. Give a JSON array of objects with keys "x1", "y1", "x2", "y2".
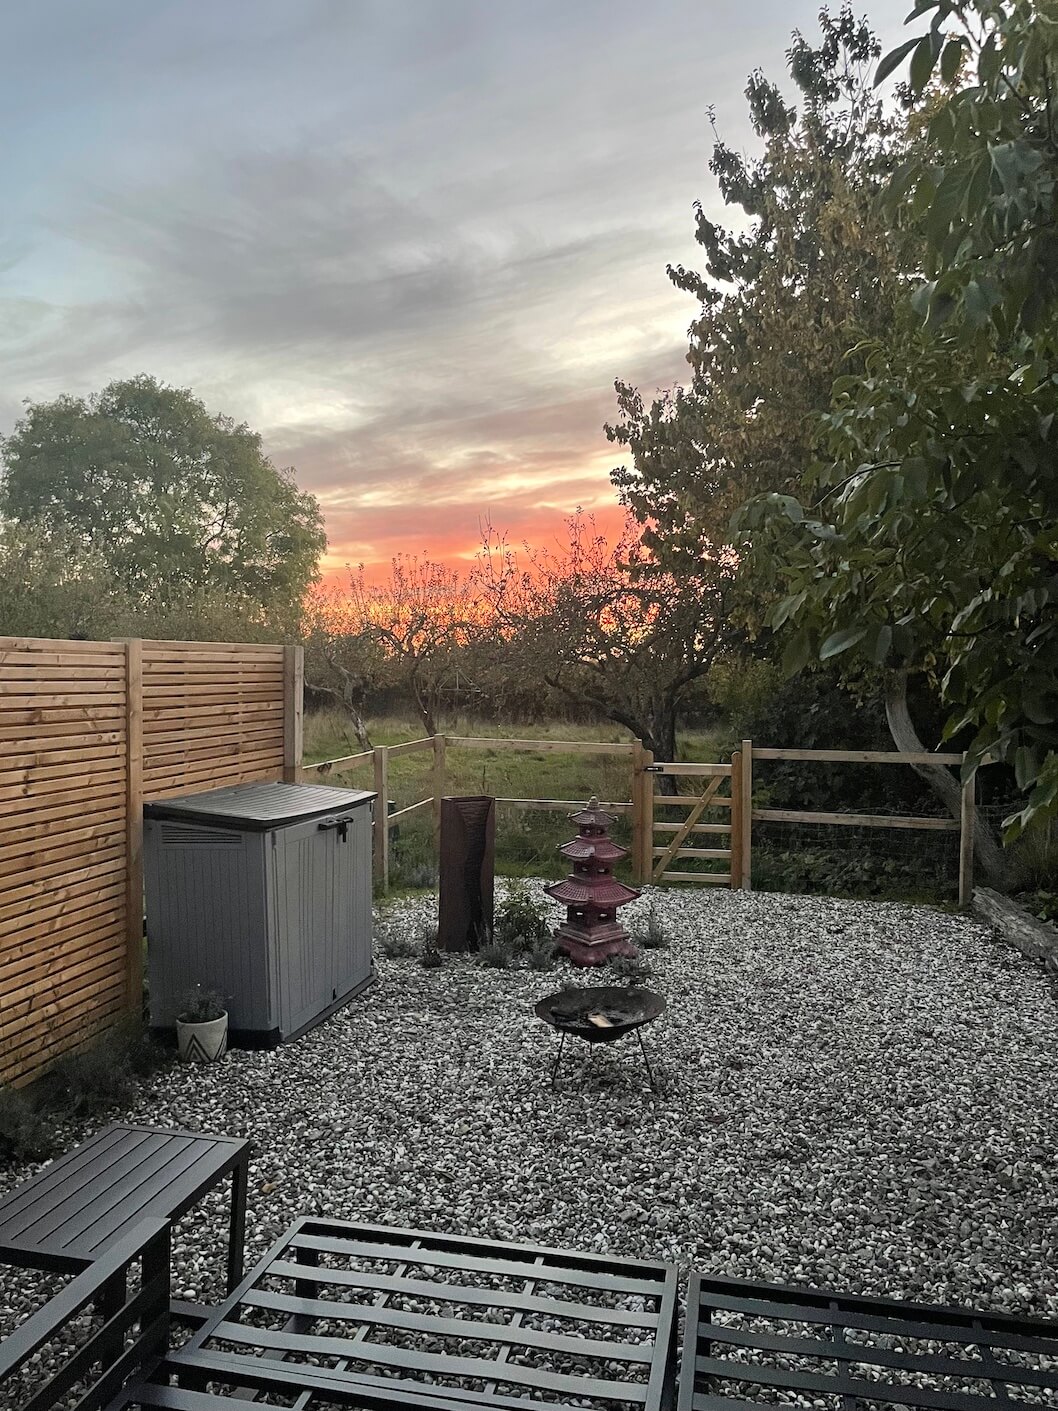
[{"x1": 301, "y1": 732, "x2": 979, "y2": 906}]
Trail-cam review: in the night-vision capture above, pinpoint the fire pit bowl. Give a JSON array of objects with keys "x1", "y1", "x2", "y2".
[
  {"x1": 535, "y1": 986, "x2": 666, "y2": 1092},
  {"x1": 535, "y1": 986, "x2": 665, "y2": 1043}
]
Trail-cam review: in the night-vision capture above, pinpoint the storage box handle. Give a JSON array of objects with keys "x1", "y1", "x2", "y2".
[{"x1": 317, "y1": 815, "x2": 349, "y2": 841}]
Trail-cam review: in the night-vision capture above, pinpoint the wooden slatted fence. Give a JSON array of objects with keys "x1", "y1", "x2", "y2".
[{"x1": 0, "y1": 636, "x2": 301, "y2": 1088}]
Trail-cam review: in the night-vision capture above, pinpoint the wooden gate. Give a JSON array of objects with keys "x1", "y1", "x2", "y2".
[{"x1": 638, "y1": 754, "x2": 744, "y2": 887}]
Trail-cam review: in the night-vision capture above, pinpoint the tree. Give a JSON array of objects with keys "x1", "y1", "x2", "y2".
[
  {"x1": 302, "y1": 588, "x2": 390, "y2": 753},
  {"x1": 607, "y1": 8, "x2": 910, "y2": 589},
  {"x1": 476, "y1": 513, "x2": 735, "y2": 770},
  {"x1": 314, "y1": 556, "x2": 478, "y2": 739},
  {"x1": 0, "y1": 522, "x2": 130, "y2": 639},
  {"x1": 1, "y1": 375, "x2": 326, "y2": 621},
  {"x1": 738, "y1": 0, "x2": 1058, "y2": 838}
]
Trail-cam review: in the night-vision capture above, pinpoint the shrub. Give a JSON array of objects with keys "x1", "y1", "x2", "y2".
[
  {"x1": 43, "y1": 1021, "x2": 170, "y2": 1124},
  {"x1": 176, "y1": 986, "x2": 227, "y2": 1024},
  {"x1": 418, "y1": 926, "x2": 444, "y2": 967},
  {"x1": 378, "y1": 927, "x2": 420, "y2": 959},
  {"x1": 0, "y1": 1087, "x2": 53, "y2": 1163},
  {"x1": 478, "y1": 938, "x2": 517, "y2": 969},
  {"x1": 606, "y1": 954, "x2": 652, "y2": 985},
  {"x1": 494, "y1": 884, "x2": 550, "y2": 952},
  {"x1": 527, "y1": 938, "x2": 557, "y2": 970}
]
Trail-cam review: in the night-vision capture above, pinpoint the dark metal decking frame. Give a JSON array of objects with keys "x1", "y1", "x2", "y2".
[
  {"x1": 680, "y1": 1268, "x2": 1058, "y2": 1411},
  {"x1": 125, "y1": 1217, "x2": 680, "y2": 1410}
]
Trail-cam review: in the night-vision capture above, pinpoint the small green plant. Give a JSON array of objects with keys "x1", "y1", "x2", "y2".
[
  {"x1": 0, "y1": 1086, "x2": 53, "y2": 1163},
  {"x1": 494, "y1": 883, "x2": 550, "y2": 952},
  {"x1": 418, "y1": 924, "x2": 444, "y2": 967},
  {"x1": 378, "y1": 928, "x2": 420, "y2": 959},
  {"x1": 527, "y1": 938, "x2": 557, "y2": 971},
  {"x1": 478, "y1": 938, "x2": 517, "y2": 969},
  {"x1": 176, "y1": 986, "x2": 227, "y2": 1024},
  {"x1": 606, "y1": 953, "x2": 652, "y2": 985},
  {"x1": 639, "y1": 906, "x2": 669, "y2": 949}
]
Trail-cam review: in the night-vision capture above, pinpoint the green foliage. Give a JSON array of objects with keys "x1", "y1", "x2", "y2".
[
  {"x1": 605, "y1": 953, "x2": 652, "y2": 985},
  {"x1": 638, "y1": 906, "x2": 669, "y2": 950},
  {"x1": 1022, "y1": 890, "x2": 1058, "y2": 925},
  {"x1": 493, "y1": 884, "x2": 550, "y2": 952},
  {"x1": 526, "y1": 938, "x2": 558, "y2": 970},
  {"x1": 608, "y1": 8, "x2": 908, "y2": 597},
  {"x1": 378, "y1": 928, "x2": 421, "y2": 960},
  {"x1": 753, "y1": 844, "x2": 955, "y2": 903},
  {"x1": 176, "y1": 986, "x2": 227, "y2": 1024},
  {"x1": 478, "y1": 937, "x2": 517, "y2": 969},
  {"x1": 1, "y1": 375, "x2": 325, "y2": 620},
  {"x1": 739, "y1": 0, "x2": 1058, "y2": 835},
  {"x1": 0, "y1": 1087, "x2": 52, "y2": 1163}
]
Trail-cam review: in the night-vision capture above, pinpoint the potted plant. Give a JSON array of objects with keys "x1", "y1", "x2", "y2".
[{"x1": 175, "y1": 986, "x2": 228, "y2": 1063}]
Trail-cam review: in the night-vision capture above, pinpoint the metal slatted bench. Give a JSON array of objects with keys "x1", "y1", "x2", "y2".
[
  {"x1": 679, "y1": 1268, "x2": 1058, "y2": 1411},
  {"x1": 0, "y1": 1123, "x2": 250, "y2": 1319}
]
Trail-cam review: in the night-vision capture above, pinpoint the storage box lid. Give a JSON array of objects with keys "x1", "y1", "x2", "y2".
[{"x1": 144, "y1": 781, "x2": 375, "y2": 830}]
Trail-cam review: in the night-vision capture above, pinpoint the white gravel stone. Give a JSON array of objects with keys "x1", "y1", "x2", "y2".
[{"x1": 2, "y1": 884, "x2": 1056, "y2": 1355}]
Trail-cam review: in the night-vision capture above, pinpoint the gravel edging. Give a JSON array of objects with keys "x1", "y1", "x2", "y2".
[{"x1": 2, "y1": 884, "x2": 1056, "y2": 1355}]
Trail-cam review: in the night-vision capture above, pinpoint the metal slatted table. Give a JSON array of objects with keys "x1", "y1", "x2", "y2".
[
  {"x1": 121, "y1": 1217, "x2": 680, "y2": 1410},
  {"x1": 680, "y1": 1268, "x2": 1058, "y2": 1411},
  {"x1": 0, "y1": 1123, "x2": 250, "y2": 1302}
]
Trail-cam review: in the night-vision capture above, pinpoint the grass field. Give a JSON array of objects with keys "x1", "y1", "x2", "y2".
[{"x1": 303, "y1": 710, "x2": 726, "y2": 887}]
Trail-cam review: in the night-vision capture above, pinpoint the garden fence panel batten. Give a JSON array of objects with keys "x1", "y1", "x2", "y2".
[{"x1": 0, "y1": 636, "x2": 295, "y2": 1088}]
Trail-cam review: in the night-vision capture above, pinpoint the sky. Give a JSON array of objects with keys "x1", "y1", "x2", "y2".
[{"x1": 0, "y1": 1, "x2": 904, "y2": 581}]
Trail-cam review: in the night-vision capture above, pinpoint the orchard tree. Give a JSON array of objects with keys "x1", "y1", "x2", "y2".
[
  {"x1": 738, "y1": 0, "x2": 1058, "y2": 838},
  {"x1": 607, "y1": 7, "x2": 911, "y2": 585},
  {"x1": 323, "y1": 556, "x2": 479, "y2": 738},
  {"x1": 0, "y1": 522, "x2": 130, "y2": 639},
  {"x1": 1, "y1": 375, "x2": 326, "y2": 620},
  {"x1": 476, "y1": 513, "x2": 735, "y2": 770}
]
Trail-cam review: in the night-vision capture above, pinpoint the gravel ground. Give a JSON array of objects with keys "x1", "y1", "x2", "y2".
[{"x1": 2, "y1": 884, "x2": 1057, "y2": 1362}]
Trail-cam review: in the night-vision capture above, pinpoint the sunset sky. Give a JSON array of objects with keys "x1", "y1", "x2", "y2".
[{"x1": 1, "y1": 1, "x2": 902, "y2": 580}]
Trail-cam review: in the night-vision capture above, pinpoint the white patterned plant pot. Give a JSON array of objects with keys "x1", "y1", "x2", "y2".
[{"x1": 176, "y1": 1013, "x2": 228, "y2": 1063}]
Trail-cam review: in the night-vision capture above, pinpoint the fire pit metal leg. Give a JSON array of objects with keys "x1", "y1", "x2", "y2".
[
  {"x1": 550, "y1": 1031, "x2": 567, "y2": 1089},
  {"x1": 636, "y1": 1028, "x2": 660, "y2": 1096}
]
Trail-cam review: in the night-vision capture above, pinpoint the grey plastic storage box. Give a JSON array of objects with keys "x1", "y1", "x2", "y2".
[{"x1": 144, "y1": 781, "x2": 375, "y2": 1047}]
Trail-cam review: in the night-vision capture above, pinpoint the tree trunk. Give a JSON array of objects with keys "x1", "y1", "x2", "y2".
[
  {"x1": 641, "y1": 707, "x2": 679, "y2": 796},
  {"x1": 313, "y1": 661, "x2": 374, "y2": 751},
  {"x1": 884, "y1": 673, "x2": 1008, "y2": 887}
]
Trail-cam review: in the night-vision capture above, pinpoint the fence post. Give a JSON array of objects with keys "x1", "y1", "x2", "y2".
[
  {"x1": 373, "y1": 746, "x2": 389, "y2": 893},
  {"x1": 432, "y1": 734, "x2": 447, "y2": 856},
  {"x1": 282, "y1": 645, "x2": 304, "y2": 784},
  {"x1": 631, "y1": 741, "x2": 645, "y2": 885},
  {"x1": 641, "y1": 749, "x2": 655, "y2": 882},
  {"x1": 740, "y1": 738, "x2": 753, "y2": 891},
  {"x1": 123, "y1": 639, "x2": 144, "y2": 1012},
  {"x1": 729, "y1": 750, "x2": 743, "y2": 890},
  {"x1": 959, "y1": 756, "x2": 975, "y2": 907}
]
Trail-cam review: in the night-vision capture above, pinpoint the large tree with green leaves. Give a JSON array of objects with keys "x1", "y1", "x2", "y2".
[
  {"x1": 607, "y1": 7, "x2": 911, "y2": 586},
  {"x1": 1, "y1": 375, "x2": 326, "y2": 621},
  {"x1": 738, "y1": 0, "x2": 1058, "y2": 837}
]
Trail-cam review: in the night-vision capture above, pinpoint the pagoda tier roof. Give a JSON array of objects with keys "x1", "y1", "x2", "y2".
[
  {"x1": 545, "y1": 877, "x2": 640, "y2": 906},
  {"x1": 568, "y1": 797, "x2": 617, "y2": 827},
  {"x1": 559, "y1": 836, "x2": 627, "y2": 862}
]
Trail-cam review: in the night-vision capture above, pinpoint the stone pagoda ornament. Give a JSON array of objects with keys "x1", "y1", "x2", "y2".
[{"x1": 546, "y1": 797, "x2": 640, "y2": 966}]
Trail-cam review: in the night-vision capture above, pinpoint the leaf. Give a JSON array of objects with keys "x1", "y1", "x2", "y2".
[
  {"x1": 819, "y1": 626, "x2": 868, "y2": 660},
  {"x1": 940, "y1": 35, "x2": 964, "y2": 83},
  {"x1": 909, "y1": 33, "x2": 940, "y2": 94},
  {"x1": 781, "y1": 628, "x2": 811, "y2": 677},
  {"x1": 872, "y1": 623, "x2": 894, "y2": 664},
  {"x1": 1023, "y1": 689, "x2": 1055, "y2": 726},
  {"x1": 875, "y1": 35, "x2": 922, "y2": 87}
]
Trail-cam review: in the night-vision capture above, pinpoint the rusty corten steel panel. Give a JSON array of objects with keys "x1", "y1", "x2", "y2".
[{"x1": 438, "y1": 795, "x2": 495, "y2": 952}]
